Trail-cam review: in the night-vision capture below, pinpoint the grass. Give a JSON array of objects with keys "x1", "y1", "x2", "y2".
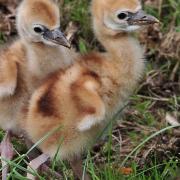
[
  {"x1": 1, "y1": 124, "x2": 179, "y2": 179},
  {"x1": 0, "y1": 0, "x2": 180, "y2": 179}
]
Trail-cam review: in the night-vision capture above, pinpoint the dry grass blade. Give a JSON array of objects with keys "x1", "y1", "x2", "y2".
[
  {"x1": 160, "y1": 29, "x2": 180, "y2": 60},
  {"x1": 166, "y1": 113, "x2": 180, "y2": 126},
  {"x1": 121, "y1": 125, "x2": 180, "y2": 167},
  {"x1": 65, "y1": 21, "x2": 79, "y2": 43}
]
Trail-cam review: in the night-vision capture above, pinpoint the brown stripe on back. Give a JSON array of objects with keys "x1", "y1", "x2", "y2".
[
  {"x1": 82, "y1": 70, "x2": 102, "y2": 86},
  {"x1": 37, "y1": 71, "x2": 61, "y2": 118},
  {"x1": 82, "y1": 71, "x2": 99, "y2": 80},
  {"x1": 37, "y1": 87, "x2": 59, "y2": 118}
]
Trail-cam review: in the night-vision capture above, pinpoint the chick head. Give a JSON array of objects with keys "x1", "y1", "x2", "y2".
[
  {"x1": 92, "y1": 0, "x2": 159, "y2": 36},
  {"x1": 17, "y1": 0, "x2": 70, "y2": 48}
]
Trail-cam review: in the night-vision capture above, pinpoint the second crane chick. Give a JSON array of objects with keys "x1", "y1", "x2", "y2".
[
  {"x1": 24, "y1": 0, "x2": 159, "y2": 179},
  {"x1": 0, "y1": 0, "x2": 74, "y2": 178}
]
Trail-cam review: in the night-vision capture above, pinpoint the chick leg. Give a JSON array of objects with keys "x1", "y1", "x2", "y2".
[
  {"x1": 25, "y1": 140, "x2": 63, "y2": 180},
  {"x1": 27, "y1": 153, "x2": 49, "y2": 180},
  {"x1": 0, "y1": 131, "x2": 14, "y2": 180},
  {"x1": 70, "y1": 156, "x2": 91, "y2": 180},
  {"x1": 25, "y1": 138, "x2": 42, "y2": 161}
]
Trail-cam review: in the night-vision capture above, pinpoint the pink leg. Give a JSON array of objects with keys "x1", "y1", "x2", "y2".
[
  {"x1": 25, "y1": 140, "x2": 63, "y2": 179},
  {"x1": 70, "y1": 156, "x2": 91, "y2": 180},
  {"x1": 0, "y1": 131, "x2": 14, "y2": 180},
  {"x1": 27, "y1": 154, "x2": 49, "y2": 180}
]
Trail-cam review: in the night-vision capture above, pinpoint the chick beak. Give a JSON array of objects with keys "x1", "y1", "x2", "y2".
[
  {"x1": 43, "y1": 28, "x2": 71, "y2": 48},
  {"x1": 128, "y1": 10, "x2": 159, "y2": 26}
]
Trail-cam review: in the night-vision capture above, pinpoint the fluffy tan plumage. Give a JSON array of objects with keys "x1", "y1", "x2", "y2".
[
  {"x1": 0, "y1": 0, "x2": 76, "y2": 179},
  {"x1": 16, "y1": 0, "x2": 75, "y2": 92},
  {"x1": 0, "y1": 0, "x2": 75, "y2": 137},
  {"x1": 24, "y1": 0, "x2": 158, "y2": 179},
  {"x1": 0, "y1": 41, "x2": 26, "y2": 133}
]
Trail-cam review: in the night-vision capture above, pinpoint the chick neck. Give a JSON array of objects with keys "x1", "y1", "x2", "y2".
[
  {"x1": 95, "y1": 26, "x2": 144, "y2": 79},
  {"x1": 100, "y1": 30, "x2": 142, "y2": 62},
  {"x1": 23, "y1": 40, "x2": 73, "y2": 80}
]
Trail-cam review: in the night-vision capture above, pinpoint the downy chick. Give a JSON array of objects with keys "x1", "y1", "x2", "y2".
[
  {"x1": 16, "y1": 0, "x2": 74, "y2": 92},
  {"x1": 0, "y1": 0, "x2": 74, "y2": 178},
  {"x1": 24, "y1": 0, "x2": 159, "y2": 179}
]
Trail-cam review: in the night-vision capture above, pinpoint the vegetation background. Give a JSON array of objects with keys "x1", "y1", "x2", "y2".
[{"x1": 0, "y1": 0, "x2": 179, "y2": 179}]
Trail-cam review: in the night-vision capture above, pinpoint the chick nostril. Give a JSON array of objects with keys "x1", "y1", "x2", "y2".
[
  {"x1": 117, "y1": 12, "x2": 128, "y2": 20},
  {"x1": 142, "y1": 16, "x2": 147, "y2": 19}
]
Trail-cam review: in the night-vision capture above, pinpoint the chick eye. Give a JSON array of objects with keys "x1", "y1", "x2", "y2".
[
  {"x1": 33, "y1": 25, "x2": 44, "y2": 34},
  {"x1": 117, "y1": 12, "x2": 128, "y2": 20}
]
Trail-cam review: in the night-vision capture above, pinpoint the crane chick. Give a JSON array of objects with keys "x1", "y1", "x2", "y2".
[
  {"x1": 24, "y1": 0, "x2": 159, "y2": 179},
  {"x1": 0, "y1": 0, "x2": 74, "y2": 179}
]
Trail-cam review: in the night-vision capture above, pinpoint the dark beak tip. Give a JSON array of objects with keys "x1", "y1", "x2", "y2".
[
  {"x1": 64, "y1": 40, "x2": 71, "y2": 49},
  {"x1": 59, "y1": 36, "x2": 72, "y2": 49},
  {"x1": 148, "y1": 16, "x2": 160, "y2": 24},
  {"x1": 44, "y1": 28, "x2": 72, "y2": 48},
  {"x1": 131, "y1": 10, "x2": 160, "y2": 25},
  {"x1": 154, "y1": 19, "x2": 160, "y2": 24}
]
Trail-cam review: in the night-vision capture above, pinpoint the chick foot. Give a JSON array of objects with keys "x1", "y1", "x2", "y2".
[
  {"x1": 70, "y1": 156, "x2": 91, "y2": 180},
  {"x1": 0, "y1": 131, "x2": 14, "y2": 180},
  {"x1": 25, "y1": 138, "x2": 42, "y2": 161},
  {"x1": 26, "y1": 145, "x2": 63, "y2": 180},
  {"x1": 27, "y1": 153, "x2": 49, "y2": 180}
]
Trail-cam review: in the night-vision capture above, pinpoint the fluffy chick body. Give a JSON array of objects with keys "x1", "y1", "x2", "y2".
[
  {"x1": 25, "y1": 0, "x2": 146, "y2": 161},
  {"x1": 16, "y1": 0, "x2": 76, "y2": 93},
  {"x1": 0, "y1": 0, "x2": 76, "y2": 134},
  {"x1": 0, "y1": 41, "x2": 26, "y2": 134}
]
